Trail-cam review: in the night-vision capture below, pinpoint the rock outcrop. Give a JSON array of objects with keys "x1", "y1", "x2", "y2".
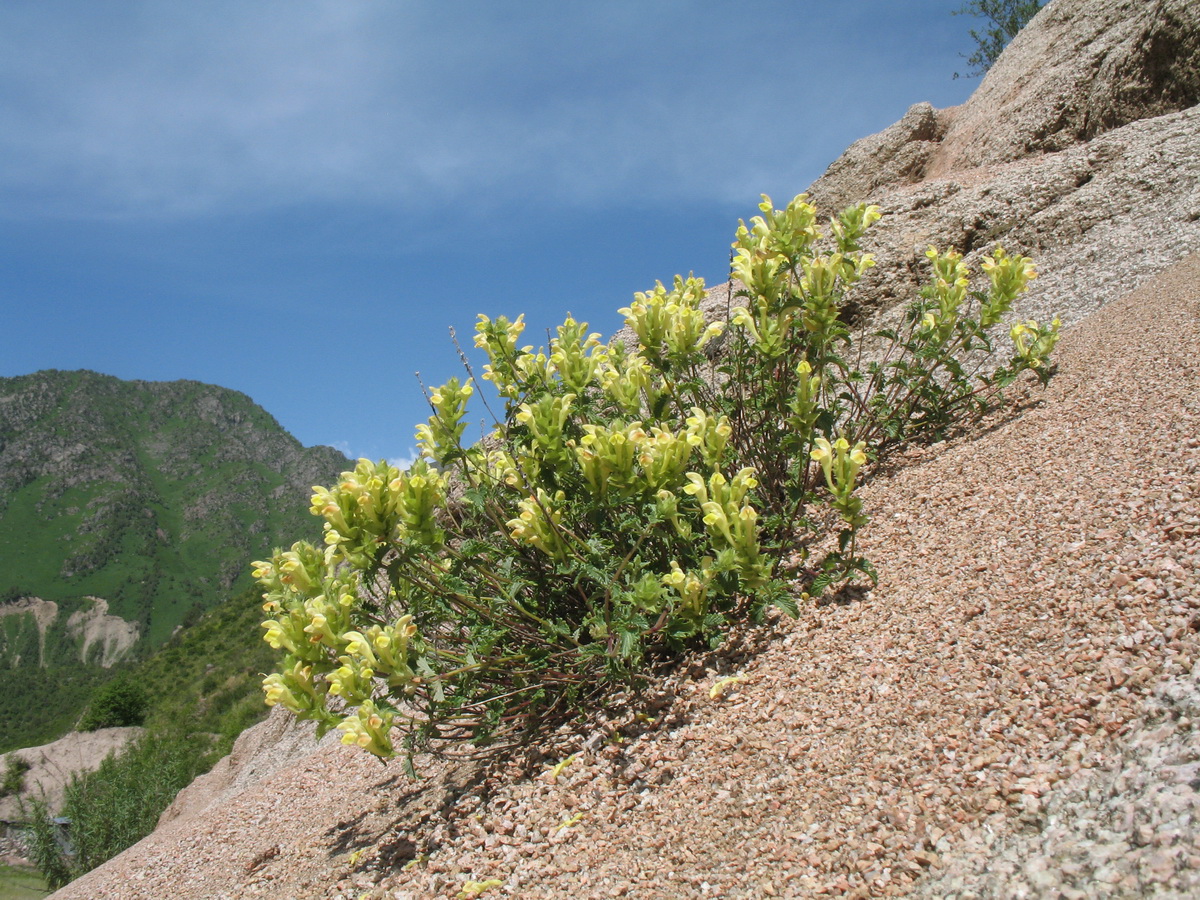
[
  {"x1": 801, "y1": 0, "x2": 1200, "y2": 333},
  {"x1": 156, "y1": 706, "x2": 325, "y2": 829},
  {"x1": 806, "y1": 101, "x2": 947, "y2": 209},
  {"x1": 65, "y1": 598, "x2": 141, "y2": 668},
  {"x1": 0, "y1": 597, "x2": 58, "y2": 667},
  {"x1": 812, "y1": 0, "x2": 1200, "y2": 207},
  {"x1": 926, "y1": 0, "x2": 1200, "y2": 177}
]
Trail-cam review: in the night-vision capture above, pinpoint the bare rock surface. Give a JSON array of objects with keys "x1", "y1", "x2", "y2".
[
  {"x1": 799, "y1": 0, "x2": 1200, "y2": 344},
  {"x1": 833, "y1": 104, "x2": 1198, "y2": 332},
  {"x1": 65, "y1": 597, "x2": 141, "y2": 668},
  {"x1": 157, "y1": 705, "x2": 329, "y2": 829},
  {"x1": 811, "y1": 0, "x2": 1200, "y2": 209},
  {"x1": 925, "y1": 0, "x2": 1200, "y2": 178},
  {"x1": 805, "y1": 101, "x2": 947, "y2": 210},
  {"x1": 0, "y1": 727, "x2": 142, "y2": 823},
  {"x1": 912, "y1": 662, "x2": 1200, "y2": 899},
  {"x1": 619, "y1": 94, "x2": 1200, "y2": 413}
]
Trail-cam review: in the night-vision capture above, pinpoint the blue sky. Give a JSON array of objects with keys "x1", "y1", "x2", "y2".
[{"x1": 1, "y1": 1, "x2": 981, "y2": 465}]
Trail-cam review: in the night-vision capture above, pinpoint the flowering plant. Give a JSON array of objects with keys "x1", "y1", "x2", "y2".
[{"x1": 256, "y1": 194, "x2": 1056, "y2": 761}]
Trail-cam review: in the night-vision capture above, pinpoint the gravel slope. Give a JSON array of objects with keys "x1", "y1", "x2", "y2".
[{"x1": 51, "y1": 252, "x2": 1200, "y2": 899}]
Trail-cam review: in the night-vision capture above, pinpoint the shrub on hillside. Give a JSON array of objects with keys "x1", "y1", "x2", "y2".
[
  {"x1": 255, "y1": 194, "x2": 1058, "y2": 764},
  {"x1": 23, "y1": 797, "x2": 72, "y2": 890},
  {"x1": 78, "y1": 678, "x2": 149, "y2": 731},
  {"x1": 0, "y1": 753, "x2": 30, "y2": 797}
]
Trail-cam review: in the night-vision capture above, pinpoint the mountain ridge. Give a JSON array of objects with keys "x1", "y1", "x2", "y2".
[{"x1": 0, "y1": 369, "x2": 349, "y2": 750}]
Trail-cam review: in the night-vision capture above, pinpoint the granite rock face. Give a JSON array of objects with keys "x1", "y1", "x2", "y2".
[
  {"x1": 804, "y1": 101, "x2": 947, "y2": 214},
  {"x1": 838, "y1": 106, "x2": 1199, "y2": 332},
  {"x1": 800, "y1": 0, "x2": 1200, "y2": 332},
  {"x1": 926, "y1": 0, "x2": 1200, "y2": 177},
  {"x1": 812, "y1": 0, "x2": 1200, "y2": 209},
  {"x1": 912, "y1": 662, "x2": 1200, "y2": 900}
]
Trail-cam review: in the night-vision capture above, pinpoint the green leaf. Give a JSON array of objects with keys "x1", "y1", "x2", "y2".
[
  {"x1": 854, "y1": 557, "x2": 879, "y2": 585},
  {"x1": 618, "y1": 629, "x2": 638, "y2": 659}
]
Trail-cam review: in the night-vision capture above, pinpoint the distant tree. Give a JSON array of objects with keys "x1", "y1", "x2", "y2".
[
  {"x1": 954, "y1": 0, "x2": 1046, "y2": 78},
  {"x1": 78, "y1": 678, "x2": 148, "y2": 731}
]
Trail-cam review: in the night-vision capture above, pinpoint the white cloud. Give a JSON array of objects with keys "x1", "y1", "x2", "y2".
[
  {"x1": 387, "y1": 449, "x2": 420, "y2": 472},
  {"x1": 0, "y1": 1, "x2": 970, "y2": 221}
]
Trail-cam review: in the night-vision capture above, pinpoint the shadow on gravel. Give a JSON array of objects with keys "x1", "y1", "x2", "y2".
[{"x1": 321, "y1": 762, "x2": 489, "y2": 863}]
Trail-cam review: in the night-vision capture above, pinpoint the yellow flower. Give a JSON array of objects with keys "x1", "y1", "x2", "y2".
[
  {"x1": 811, "y1": 437, "x2": 834, "y2": 487},
  {"x1": 457, "y1": 880, "x2": 504, "y2": 899},
  {"x1": 709, "y1": 674, "x2": 746, "y2": 700}
]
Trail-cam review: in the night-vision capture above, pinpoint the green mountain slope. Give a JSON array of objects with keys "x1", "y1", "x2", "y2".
[
  {"x1": 132, "y1": 585, "x2": 280, "y2": 749},
  {"x1": 0, "y1": 369, "x2": 350, "y2": 749}
]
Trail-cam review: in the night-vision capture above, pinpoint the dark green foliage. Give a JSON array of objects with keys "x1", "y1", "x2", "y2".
[
  {"x1": 954, "y1": 0, "x2": 1045, "y2": 77},
  {"x1": 63, "y1": 732, "x2": 214, "y2": 873},
  {"x1": 1, "y1": 754, "x2": 31, "y2": 797},
  {"x1": 4, "y1": 587, "x2": 276, "y2": 748},
  {"x1": 17, "y1": 589, "x2": 277, "y2": 889},
  {"x1": 77, "y1": 679, "x2": 148, "y2": 731},
  {"x1": 21, "y1": 798, "x2": 71, "y2": 891},
  {"x1": 0, "y1": 666, "x2": 106, "y2": 754},
  {"x1": 0, "y1": 369, "x2": 348, "y2": 648},
  {"x1": 132, "y1": 587, "x2": 276, "y2": 753}
]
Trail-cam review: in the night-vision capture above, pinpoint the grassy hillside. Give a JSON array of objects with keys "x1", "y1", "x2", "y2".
[
  {"x1": 0, "y1": 666, "x2": 107, "y2": 755},
  {"x1": 132, "y1": 585, "x2": 278, "y2": 751},
  {"x1": 4, "y1": 588, "x2": 280, "y2": 890}
]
